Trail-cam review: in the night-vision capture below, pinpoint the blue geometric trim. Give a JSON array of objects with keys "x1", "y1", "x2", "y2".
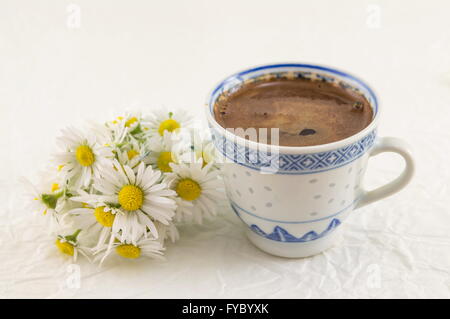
[
  {"x1": 250, "y1": 218, "x2": 341, "y2": 243},
  {"x1": 211, "y1": 128, "x2": 376, "y2": 174}
]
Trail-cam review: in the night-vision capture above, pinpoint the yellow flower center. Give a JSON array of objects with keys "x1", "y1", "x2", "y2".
[
  {"x1": 127, "y1": 149, "x2": 139, "y2": 160},
  {"x1": 51, "y1": 183, "x2": 59, "y2": 192},
  {"x1": 116, "y1": 244, "x2": 141, "y2": 259},
  {"x1": 176, "y1": 178, "x2": 201, "y2": 201},
  {"x1": 158, "y1": 119, "x2": 180, "y2": 136},
  {"x1": 118, "y1": 185, "x2": 143, "y2": 211},
  {"x1": 55, "y1": 239, "x2": 74, "y2": 256},
  {"x1": 157, "y1": 152, "x2": 173, "y2": 172},
  {"x1": 75, "y1": 145, "x2": 95, "y2": 167},
  {"x1": 57, "y1": 165, "x2": 64, "y2": 171},
  {"x1": 125, "y1": 117, "x2": 138, "y2": 127},
  {"x1": 94, "y1": 206, "x2": 115, "y2": 227}
]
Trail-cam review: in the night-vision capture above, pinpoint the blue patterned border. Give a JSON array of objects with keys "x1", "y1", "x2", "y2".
[
  {"x1": 250, "y1": 218, "x2": 341, "y2": 243},
  {"x1": 211, "y1": 128, "x2": 376, "y2": 174},
  {"x1": 230, "y1": 201, "x2": 344, "y2": 242}
]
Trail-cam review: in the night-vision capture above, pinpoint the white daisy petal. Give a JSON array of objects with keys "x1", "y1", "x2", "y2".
[{"x1": 123, "y1": 165, "x2": 136, "y2": 185}]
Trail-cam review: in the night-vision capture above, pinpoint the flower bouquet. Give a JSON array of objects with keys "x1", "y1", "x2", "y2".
[{"x1": 23, "y1": 109, "x2": 223, "y2": 264}]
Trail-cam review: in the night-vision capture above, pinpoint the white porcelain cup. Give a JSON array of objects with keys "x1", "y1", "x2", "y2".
[{"x1": 206, "y1": 63, "x2": 415, "y2": 258}]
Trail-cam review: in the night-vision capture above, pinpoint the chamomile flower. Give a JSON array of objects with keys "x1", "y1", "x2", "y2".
[
  {"x1": 146, "y1": 109, "x2": 193, "y2": 137},
  {"x1": 94, "y1": 235, "x2": 165, "y2": 265},
  {"x1": 165, "y1": 162, "x2": 224, "y2": 224},
  {"x1": 145, "y1": 131, "x2": 186, "y2": 173},
  {"x1": 89, "y1": 119, "x2": 128, "y2": 150},
  {"x1": 54, "y1": 127, "x2": 113, "y2": 189},
  {"x1": 55, "y1": 229, "x2": 90, "y2": 262},
  {"x1": 68, "y1": 203, "x2": 118, "y2": 251},
  {"x1": 112, "y1": 111, "x2": 149, "y2": 137},
  {"x1": 116, "y1": 138, "x2": 146, "y2": 170},
  {"x1": 26, "y1": 108, "x2": 224, "y2": 264},
  {"x1": 73, "y1": 160, "x2": 177, "y2": 244},
  {"x1": 21, "y1": 172, "x2": 73, "y2": 230}
]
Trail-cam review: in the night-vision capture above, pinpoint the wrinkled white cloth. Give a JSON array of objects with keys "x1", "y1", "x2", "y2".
[{"x1": 1, "y1": 0, "x2": 449, "y2": 299}]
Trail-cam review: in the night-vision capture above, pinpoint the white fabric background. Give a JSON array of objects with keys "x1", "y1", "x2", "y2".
[{"x1": 1, "y1": 0, "x2": 449, "y2": 298}]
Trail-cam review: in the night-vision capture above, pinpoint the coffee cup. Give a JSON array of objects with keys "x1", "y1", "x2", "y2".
[{"x1": 205, "y1": 63, "x2": 415, "y2": 258}]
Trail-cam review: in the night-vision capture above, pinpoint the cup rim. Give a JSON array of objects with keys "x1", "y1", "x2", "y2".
[{"x1": 206, "y1": 62, "x2": 380, "y2": 154}]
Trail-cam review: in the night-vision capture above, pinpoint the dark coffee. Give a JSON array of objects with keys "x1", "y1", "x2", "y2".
[{"x1": 214, "y1": 77, "x2": 373, "y2": 146}]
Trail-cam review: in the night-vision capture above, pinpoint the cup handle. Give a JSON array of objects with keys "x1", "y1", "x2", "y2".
[{"x1": 356, "y1": 136, "x2": 415, "y2": 209}]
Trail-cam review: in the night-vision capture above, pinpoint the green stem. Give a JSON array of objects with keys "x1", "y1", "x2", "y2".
[{"x1": 65, "y1": 229, "x2": 82, "y2": 243}]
